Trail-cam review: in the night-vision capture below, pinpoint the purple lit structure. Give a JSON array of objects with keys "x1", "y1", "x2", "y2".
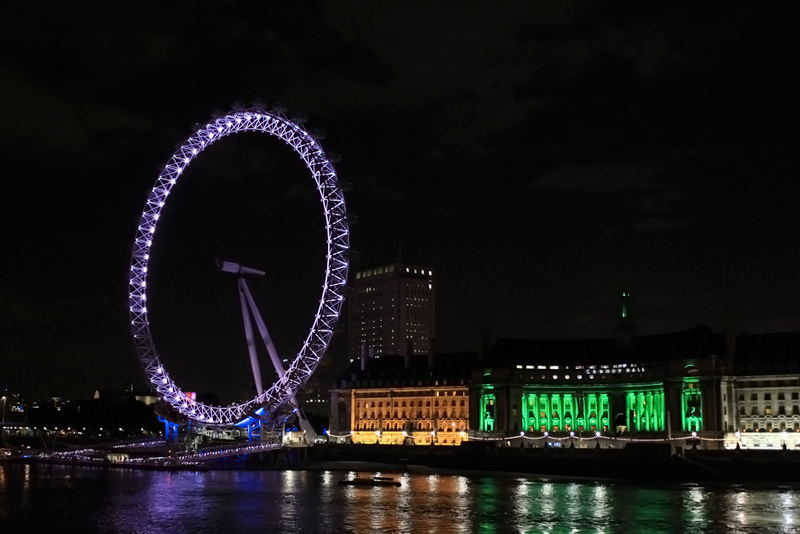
[{"x1": 129, "y1": 107, "x2": 349, "y2": 427}]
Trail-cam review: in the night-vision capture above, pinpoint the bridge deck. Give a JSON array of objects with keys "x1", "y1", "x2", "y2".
[{"x1": 39, "y1": 440, "x2": 283, "y2": 468}]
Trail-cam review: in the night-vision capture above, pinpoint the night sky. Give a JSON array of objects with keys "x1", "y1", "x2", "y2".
[{"x1": 1, "y1": 2, "x2": 795, "y2": 402}]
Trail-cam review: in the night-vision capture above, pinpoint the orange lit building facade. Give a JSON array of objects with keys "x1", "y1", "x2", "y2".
[{"x1": 329, "y1": 353, "x2": 477, "y2": 446}]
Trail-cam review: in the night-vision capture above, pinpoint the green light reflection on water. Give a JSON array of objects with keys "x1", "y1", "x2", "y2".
[{"x1": 476, "y1": 477, "x2": 499, "y2": 534}]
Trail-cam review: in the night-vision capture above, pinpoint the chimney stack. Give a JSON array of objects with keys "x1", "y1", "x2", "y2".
[{"x1": 360, "y1": 343, "x2": 368, "y2": 371}]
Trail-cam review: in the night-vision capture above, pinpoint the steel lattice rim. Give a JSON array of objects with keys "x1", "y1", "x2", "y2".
[{"x1": 129, "y1": 108, "x2": 349, "y2": 426}]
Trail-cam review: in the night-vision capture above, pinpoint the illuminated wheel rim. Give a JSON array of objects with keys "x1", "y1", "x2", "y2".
[{"x1": 128, "y1": 108, "x2": 349, "y2": 425}]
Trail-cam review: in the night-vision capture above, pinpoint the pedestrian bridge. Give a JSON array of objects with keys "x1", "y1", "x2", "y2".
[{"x1": 42, "y1": 439, "x2": 284, "y2": 468}]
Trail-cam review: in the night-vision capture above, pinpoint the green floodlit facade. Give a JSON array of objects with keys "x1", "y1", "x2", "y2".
[
  {"x1": 479, "y1": 382, "x2": 669, "y2": 434},
  {"x1": 519, "y1": 391, "x2": 611, "y2": 433},
  {"x1": 479, "y1": 392, "x2": 495, "y2": 432},
  {"x1": 682, "y1": 378, "x2": 703, "y2": 432}
]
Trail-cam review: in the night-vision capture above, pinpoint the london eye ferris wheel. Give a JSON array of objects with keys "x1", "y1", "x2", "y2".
[{"x1": 128, "y1": 105, "x2": 350, "y2": 426}]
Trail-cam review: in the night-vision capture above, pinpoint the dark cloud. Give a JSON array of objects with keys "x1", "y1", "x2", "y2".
[
  {"x1": 0, "y1": 67, "x2": 151, "y2": 150},
  {"x1": 529, "y1": 163, "x2": 664, "y2": 193},
  {"x1": 324, "y1": 1, "x2": 595, "y2": 151},
  {"x1": 633, "y1": 215, "x2": 687, "y2": 234},
  {"x1": 357, "y1": 176, "x2": 407, "y2": 203}
]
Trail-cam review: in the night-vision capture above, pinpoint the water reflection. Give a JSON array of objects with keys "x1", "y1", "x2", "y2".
[
  {"x1": 728, "y1": 489, "x2": 749, "y2": 528},
  {"x1": 683, "y1": 485, "x2": 709, "y2": 531},
  {"x1": 1, "y1": 465, "x2": 799, "y2": 533},
  {"x1": 395, "y1": 473, "x2": 413, "y2": 534},
  {"x1": 593, "y1": 484, "x2": 609, "y2": 525},
  {"x1": 780, "y1": 490, "x2": 795, "y2": 530}
]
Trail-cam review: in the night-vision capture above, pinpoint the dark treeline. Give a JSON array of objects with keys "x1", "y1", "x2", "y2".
[{"x1": 25, "y1": 397, "x2": 161, "y2": 436}]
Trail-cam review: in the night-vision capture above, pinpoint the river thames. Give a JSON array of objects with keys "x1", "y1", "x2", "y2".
[{"x1": 1, "y1": 464, "x2": 798, "y2": 533}]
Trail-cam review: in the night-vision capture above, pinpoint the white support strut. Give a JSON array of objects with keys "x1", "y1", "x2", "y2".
[
  {"x1": 240, "y1": 281, "x2": 284, "y2": 381},
  {"x1": 240, "y1": 278, "x2": 317, "y2": 440},
  {"x1": 238, "y1": 278, "x2": 264, "y2": 396}
]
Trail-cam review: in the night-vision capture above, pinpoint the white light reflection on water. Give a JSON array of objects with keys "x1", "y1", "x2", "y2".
[
  {"x1": 396, "y1": 472, "x2": 413, "y2": 534},
  {"x1": 728, "y1": 489, "x2": 749, "y2": 528},
  {"x1": 318, "y1": 470, "x2": 335, "y2": 533},
  {"x1": 279, "y1": 470, "x2": 299, "y2": 532},
  {"x1": 683, "y1": 484, "x2": 709, "y2": 531},
  {"x1": 564, "y1": 482, "x2": 581, "y2": 527},
  {"x1": 453, "y1": 476, "x2": 470, "y2": 533},
  {"x1": 593, "y1": 484, "x2": 609, "y2": 526},
  {"x1": 368, "y1": 471, "x2": 385, "y2": 532},
  {"x1": 780, "y1": 490, "x2": 795, "y2": 529},
  {"x1": 540, "y1": 481, "x2": 556, "y2": 522}
]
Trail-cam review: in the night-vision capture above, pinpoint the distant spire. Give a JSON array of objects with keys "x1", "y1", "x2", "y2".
[
  {"x1": 620, "y1": 290, "x2": 631, "y2": 321},
  {"x1": 616, "y1": 280, "x2": 636, "y2": 351}
]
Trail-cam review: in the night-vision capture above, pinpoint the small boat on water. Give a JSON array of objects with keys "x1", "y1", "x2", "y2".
[{"x1": 339, "y1": 475, "x2": 401, "y2": 487}]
